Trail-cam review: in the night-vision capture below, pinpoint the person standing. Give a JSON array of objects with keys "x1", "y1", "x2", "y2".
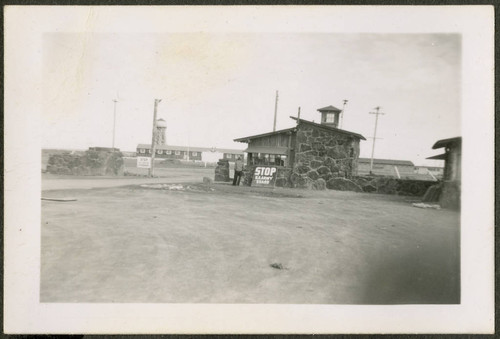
[{"x1": 233, "y1": 156, "x2": 244, "y2": 186}]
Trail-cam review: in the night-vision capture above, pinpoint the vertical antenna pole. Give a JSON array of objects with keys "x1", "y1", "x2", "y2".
[
  {"x1": 149, "y1": 99, "x2": 161, "y2": 177},
  {"x1": 273, "y1": 90, "x2": 279, "y2": 131},
  {"x1": 340, "y1": 99, "x2": 348, "y2": 129}
]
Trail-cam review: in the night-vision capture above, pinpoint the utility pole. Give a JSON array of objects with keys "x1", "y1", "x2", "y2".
[
  {"x1": 297, "y1": 106, "x2": 301, "y2": 120},
  {"x1": 369, "y1": 106, "x2": 385, "y2": 175},
  {"x1": 273, "y1": 90, "x2": 279, "y2": 132},
  {"x1": 149, "y1": 99, "x2": 161, "y2": 177},
  {"x1": 112, "y1": 99, "x2": 118, "y2": 151},
  {"x1": 340, "y1": 99, "x2": 348, "y2": 129}
]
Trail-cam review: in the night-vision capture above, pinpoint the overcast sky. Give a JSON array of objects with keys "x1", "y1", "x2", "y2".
[{"x1": 42, "y1": 32, "x2": 460, "y2": 166}]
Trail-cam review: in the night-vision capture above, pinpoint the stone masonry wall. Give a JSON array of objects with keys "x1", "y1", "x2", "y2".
[
  {"x1": 47, "y1": 150, "x2": 124, "y2": 176},
  {"x1": 351, "y1": 176, "x2": 437, "y2": 196},
  {"x1": 291, "y1": 124, "x2": 360, "y2": 189},
  {"x1": 440, "y1": 180, "x2": 460, "y2": 209},
  {"x1": 214, "y1": 159, "x2": 230, "y2": 182}
]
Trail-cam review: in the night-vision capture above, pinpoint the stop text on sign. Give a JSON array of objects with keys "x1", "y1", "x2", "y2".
[
  {"x1": 255, "y1": 167, "x2": 277, "y2": 176},
  {"x1": 252, "y1": 166, "x2": 277, "y2": 186}
]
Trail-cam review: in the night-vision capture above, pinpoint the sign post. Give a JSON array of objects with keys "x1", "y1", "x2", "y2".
[
  {"x1": 251, "y1": 166, "x2": 278, "y2": 187},
  {"x1": 137, "y1": 157, "x2": 151, "y2": 169}
]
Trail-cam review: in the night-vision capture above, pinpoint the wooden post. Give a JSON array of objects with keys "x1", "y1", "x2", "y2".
[
  {"x1": 112, "y1": 99, "x2": 118, "y2": 150},
  {"x1": 149, "y1": 99, "x2": 161, "y2": 177},
  {"x1": 273, "y1": 90, "x2": 279, "y2": 131}
]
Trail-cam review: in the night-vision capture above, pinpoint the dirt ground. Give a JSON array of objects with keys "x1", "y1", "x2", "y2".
[
  {"x1": 41, "y1": 176, "x2": 460, "y2": 304},
  {"x1": 42, "y1": 167, "x2": 215, "y2": 190}
]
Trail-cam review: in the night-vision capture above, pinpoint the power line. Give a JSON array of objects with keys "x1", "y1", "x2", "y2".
[
  {"x1": 369, "y1": 106, "x2": 385, "y2": 175},
  {"x1": 149, "y1": 98, "x2": 162, "y2": 177},
  {"x1": 273, "y1": 90, "x2": 279, "y2": 132},
  {"x1": 112, "y1": 99, "x2": 118, "y2": 150}
]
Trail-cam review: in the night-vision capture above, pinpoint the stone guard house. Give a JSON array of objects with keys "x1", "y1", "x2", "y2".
[{"x1": 234, "y1": 105, "x2": 366, "y2": 189}]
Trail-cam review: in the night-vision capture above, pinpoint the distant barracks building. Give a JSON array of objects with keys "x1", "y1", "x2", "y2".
[
  {"x1": 357, "y1": 158, "x2": 415, "y2": 177},
  {"x1": 234, "y1": 105, "x2": 366, "y2": 189},
  {"x1": 136, "y1": 144, "x2": 244, "y2": 163}
]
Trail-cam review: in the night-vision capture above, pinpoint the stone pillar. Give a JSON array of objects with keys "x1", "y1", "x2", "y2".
[
  {"x1": 440, "y1": 181, "x2": 461, "y2": 210},
  {"x1": 214, "y1": 159, "x2": 230, "y2": 182}
]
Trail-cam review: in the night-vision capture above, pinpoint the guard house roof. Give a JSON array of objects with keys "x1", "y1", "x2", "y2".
[
  {"x1": 317, "y1": 105, "x2": 342, "y2": 112},
  {"x1": 233, "y1": 117, "x2": 366, "y2": 144},
  {"x1": 290, "y1": 117, "x2": 366, "y2": 140},
  {"x1": 432, "y1": 136, "x2": 462, "y2": 149},
  {"x1": 233, "y1": 127, "x2": 296, "y2": 143},
  {"x1": 358, "y1": 158, "x2": 415, "y2": 166}
]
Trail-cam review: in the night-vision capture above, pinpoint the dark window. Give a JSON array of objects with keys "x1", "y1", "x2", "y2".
[{"x1": 251, "y1": 153, "x2": 286, "y2": 166}]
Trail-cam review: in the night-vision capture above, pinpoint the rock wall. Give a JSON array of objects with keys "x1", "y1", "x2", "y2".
[
  {"x1": 351, "y1": 176, "x2": 437, "y2": 196},
  {"x1": 214, "y1": 159, "x2": 230, "y2": 182},
  {"x1": 291, "y1": 124, "x2": 360, "y2": 189},
  {"x1": 239, "y1": 163, "x2": 435, "y2": 197},
  {"x1": 47, "y1": 150, "x2": 124, "y2": 176}
]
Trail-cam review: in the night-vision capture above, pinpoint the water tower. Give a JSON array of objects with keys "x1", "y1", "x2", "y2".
[{"x1": 155, "y1": 118, "x2": 167, "y2": 145}]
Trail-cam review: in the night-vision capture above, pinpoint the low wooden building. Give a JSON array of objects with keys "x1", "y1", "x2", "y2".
[
  {"x1": 414, "y1": 165, "x2": 444, "y2": 179},
  {"x1": 357, "y1": 158, "x2": 415, "y2": 177},
  {"x1": 234, "y1": 106, "x2": 366, "y2": 189},
  {"x1": 136, "y1": 144, "x2": 244, "y2": 163},
  {"x1": 427, "y1": 136, "x2": 462, "y2": 209}
]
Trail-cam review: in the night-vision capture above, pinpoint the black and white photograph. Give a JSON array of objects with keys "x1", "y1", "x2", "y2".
[{"x1": 4, "y1": 5, "x2": 494, "y2": 334}]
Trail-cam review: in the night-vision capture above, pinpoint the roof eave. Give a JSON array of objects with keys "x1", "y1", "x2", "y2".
[
  {"x1": 290, "y1": 117, "x2": 366, "y2": 140},
  {"x1": 432, "y1": 137, "x2": 462, "y2": 149},
  {"x1": 233, "y1": 127, "x2": 296, "y2": 143},
  {"x1": 427, "y1": 153, "x2": 447, "y2": 160}
]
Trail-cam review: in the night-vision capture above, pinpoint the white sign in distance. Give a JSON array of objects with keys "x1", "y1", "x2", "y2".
[{"x1": 137, "y1": 157, "x2": 151, "y2": 168}]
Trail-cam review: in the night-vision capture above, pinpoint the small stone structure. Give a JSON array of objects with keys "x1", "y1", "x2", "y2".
[
  {"x1": 214, "y1": 159, "x2": 230, "y2": 182},
  {"x1": 234, "y1": 112, "x2": 365, "y2": 190},
  {"x1": 47, "y1": 149, "x2": 124, "y2": 176},
  {"x1": 290, "y1": 122, "x2": 360, "y2": 189},
  {"x1": 427, "y1": 137, "x2": 461, "y2": 209}
]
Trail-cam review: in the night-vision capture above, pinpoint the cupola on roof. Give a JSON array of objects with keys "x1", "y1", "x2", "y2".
[{"x1": 317, "y1": 105, "x2": 342, "y2": 128}]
